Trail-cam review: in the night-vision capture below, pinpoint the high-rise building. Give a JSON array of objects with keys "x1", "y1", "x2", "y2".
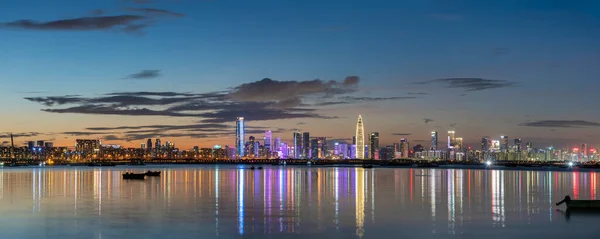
[
  {"x1": 274, "y1": 137, "x2": 281, "y2": 157},
  {"x1": 352, "y1": 136, "x2": 356, "y2": 145},
  {"x1": 27, "y1": 141, "x2": 35, "y2": 149},
  {"x1": 369, "y1": 132, "x2": 379, "y2": 159},
  {"x1": 356, "y1": 115, "x2": 365, "y2": 159},
  {"x1": 514, "y1": 138, "x2": 522, "y2": 152},
  {"x1": 316, "y1": 137, "x2": 327, "y2": 159},
  {"x1": 44, "y1": 142, "x2": 53, "y2": 148},
  {"x1": 147, "y1": 139, "x2": 153, "y2": 150},
  {"x1": 36, "y1": 140, "x2": 44, "y2": 147},
  {"x1": 302, "y1": 132, "x2": 310, "y2": 158},
  {"x1": 455, "y1": 137, "x2": 463, "y2": 151},
  {"x1": 481, "y1": 137, "x2": 490, "y2": 151},
  {"x1": 447, "y1": 131, "x2": 456, "y2": 149},
  {"x1": 248, "y1": 136, "x2": 256, "y2": 157},
  {"x1": 264, "y1": 131, "x2": 272, "y2": 153},
  {"x1": 155, "y1": 139, "x2": 161, "y2": 150},
  {"x1": 236, "y1": 117, "x2": 245, "y2": 158},
  {"x1": 582, "y1": 144, "x2": 588, "y2": 157},
  {"x1": 431, "y1": 131, "x2": 438, "y2": 150},
  {"x1": 500, "y1": 136, "x2": 508, "y2": 152},
  {"x1": 400, "y1": 138, "x2": 409, "y2": 158},
  {"x1": 310, "y1": 138, "x2": 319, "y2": 159},
  {"x1": 293, "y1": 132, "x2": 302, "y2": 158}
]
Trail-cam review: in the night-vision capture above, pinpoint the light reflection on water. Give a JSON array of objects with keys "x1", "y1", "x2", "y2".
[{"x1": 0, "y1": 166, "x2": 600, "y2": 238}]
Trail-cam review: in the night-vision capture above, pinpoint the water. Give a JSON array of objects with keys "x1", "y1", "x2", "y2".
[{"x1": 0, "y1": 165, "x2": 599, "y2": 239}]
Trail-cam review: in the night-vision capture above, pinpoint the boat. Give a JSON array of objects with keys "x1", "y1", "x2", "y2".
[
  {"x1": 123, "y1": 172, "x2": 146, "y2": 180},
  {"x1": 556, "y1": 195, "x2": 600, "y2": 210},
  {"x1": 250, "y1": 166, "x2": 256, "y2": 170},
  {"x1": 258, "y1": 166, "x2": 263, "y2": 169},
  {"x1": 362, "y1": 164, "x2": 374, "y2": 168},
  {"x1": 145, "y1": 171, "x2": 161, "y2": 176}
]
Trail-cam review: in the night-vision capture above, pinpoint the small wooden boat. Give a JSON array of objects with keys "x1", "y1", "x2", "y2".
[
  {"x1": 145, "y1": 171, "x2": 161, "y2": 176},
  {"x1": 123, "y1": 172, "x2": 146, "y2": 180},
  {"x1": 257, "y1": 166, "x2": 263, "y2": 170},
  {"x1": 250, "y1": 166, "x2": 256, "y2": 170},
  {"x1": 362, "y1": 164, "x2": 374, "y2": 168},
  {"x1": 556, "y1": 195, "x2": 600, "y2": 210}
]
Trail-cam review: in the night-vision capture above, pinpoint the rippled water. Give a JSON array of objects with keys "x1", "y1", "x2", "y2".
[{"x1": 0, "y1": 165, "x2": 599, "y2": 238}]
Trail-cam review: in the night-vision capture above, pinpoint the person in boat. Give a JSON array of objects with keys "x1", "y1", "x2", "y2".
[{"x1": 556, "y1": 195, "x2": 571, "y2": 206}]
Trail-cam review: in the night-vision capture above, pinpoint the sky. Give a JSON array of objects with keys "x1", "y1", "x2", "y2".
[{"x1": 0, "y1": 0, "x2": 599, "y2": 149}]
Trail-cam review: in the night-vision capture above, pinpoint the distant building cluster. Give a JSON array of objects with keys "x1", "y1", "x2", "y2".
[{"x1": 1, "y1": 115, "x2": 598, "y2": 162}]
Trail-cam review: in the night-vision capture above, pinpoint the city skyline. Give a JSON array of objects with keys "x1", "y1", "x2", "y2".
[{"x1": 1, "y1": 0, "x2": 599, "y2": 149}]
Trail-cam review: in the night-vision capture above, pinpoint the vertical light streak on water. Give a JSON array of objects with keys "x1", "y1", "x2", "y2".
[
  {"x1": 447, "y1": 170, "x2": 455, "y2": 234},
  {"x1": 0, "y1": 169, "x2": 3, "y2": 199},
  {"x1": 430, "y1": 169, "x2": 436, "y2": 233},
  {"x1": 548, "y1": 171, "x2": 552, "y2": 222},
  {"x1": 238, "y1": 169, "x2": 244, "y2": 235},
  {"x1": 74, "y1": 169, "x2": 78, "y2": 213},
  {"x1": 279, "y1": 169, "x2": 283, "y2": 232},
  {"x1": 592, "y1": 173, "x2": 597, "y2": 200},
  {"x1": 526, "y1": 171, "x2": 531, "y2": 215},
  {"x1": 32, "y1": 169, "x2": 36, "y2": 213},
  {"x1": 573, "y1": 172, "x2": 579, "y2": 199},
  {"x1": 355, "y1": 168, "x2": 365, "y2": 238},
  {"x1": 215, "y1": 169, "x2": 219, "y2": 236},
  {"x1": 98, "y1": 170, "x2": 102, "y2": 216},
  {"x1": 458, "y1": 170, "x2": 464, "y2": 220},
  {"x1": 334, "y1": 168, "x2": 339, "y2": 230},
  {"x1": 492, "y1": 170, "x2": 498, "y2": 224},
  {"x1": 500, "y1": 171, "x2": 505, "y2": 227},
  {"x1": 371, "y1": 169, "x2": 375, "y2": 223},
  {"x1": 263, "y1": 170, "x2": 267, "y2": 234}
]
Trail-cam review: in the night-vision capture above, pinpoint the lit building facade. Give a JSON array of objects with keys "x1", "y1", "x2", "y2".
[
  {"x1": 370, "y1": 132, "x2": 379, "y2": 159},
  {"x1": 236, "y1": 117, "x2": 245, "y2": 158},
  {"x1": 431, "y1": 131, "x2": 438, "y2": 150},
  {"x1": 356, "y1": 115, "x2": 365, "y2": 159}
]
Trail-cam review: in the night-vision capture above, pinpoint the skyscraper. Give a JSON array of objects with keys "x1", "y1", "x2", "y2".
[
  {"x1": 514, "y1": 138, "x2": 522, "y2": 152},
  {"x1": 447, "y1": 130, "x2": 456, "y2": 149},
  {"x1": 370, "y1": 132, "x2": 379, "y2": 159},
  {"x1": 500, "y1": 136, "x2": 508, "y2": 152},
  {"x1": 316, "y1": 137, "x2": 327, "y2": 159},
  {"x1": 293, "y1": 132, "x2": 302, "y2": 158},
  {"x1": 274, "y1": 137, "x2": 281, "y2": 157},
  {"x1": 455, "y1": 137, "x2": 463, "y2": 151},
  {"x1": 147, "y1": 139, "x2": 153, "y2": 151},
  {"x1": 400, "y1": 138, "x2": 409, "y2": 158},
  {"x1": 431, "y1": 131, "x2": 438, "y2": 150},
  {"x1": 302, "y1": 132, "x2": 310, "y2": 158},
  {"x1": 481, "y1": 137, "x2": 490, "y2": 151},
  {"x1": 356, "y1": 115, "x2": 365, "y2": 159},
  {"x1": 248, "y1": 136, "x2": 256, "y2": 157},
  {"x1": 236, "y1": 117, "x2": 245, "y2": 158},
  {"x1": 264, "y1": 130, "x2": 272, "y2": 154},
  {"x1": 310, "y1": 138, "x2": 319, "y2": 159}
]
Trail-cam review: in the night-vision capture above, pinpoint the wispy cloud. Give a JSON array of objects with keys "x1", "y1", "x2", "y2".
[
  {"x1": 127, "y1": 8, "x2": 184, "y2": 17},
  {"x1": 0, "y1": 15, "x2": 147, "y2": 32},
  {"x1": 125, "y1": 70, "x2": 161, "y2": 79},
  {"x1": 415, "y1": 78, "x2": 516, "y2": 92},
  {"x1": 520, "y1": 120, "x2": 600, "y2": 128}
]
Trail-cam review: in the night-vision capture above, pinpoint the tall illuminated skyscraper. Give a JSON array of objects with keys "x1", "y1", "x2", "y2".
[
  {"x1": 447, "y1": 130, "x2": 455, "y2": 149},
  {"x1": 293, "y1": 132, "x2": 302, "y2": 158},
  {"x1": 370, "y1": 132, "x2": 379, "y2": 159},
  {"x1": 264, "y1": 130, "x2": 272, "y2": 152},
  {"x1": 431, "y1": 131, "x2": 438, "y2": 150},
  {"x1": 236, "y1": 117, "x2": 245, "y2": 158},
  {"x1": 302, "y1": 132, "x2": 310, "y2": 158},
  {"x1": 500, "y1": 136, "x2": 508, "y2": 152},
  {"x1": 356, "y1": 115, "x2": 365, "y2": 159}
]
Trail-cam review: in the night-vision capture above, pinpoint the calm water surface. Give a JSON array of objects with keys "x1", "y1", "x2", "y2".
[{"x1": 0, "y1": 165, "x2": 599, "y2": 238}]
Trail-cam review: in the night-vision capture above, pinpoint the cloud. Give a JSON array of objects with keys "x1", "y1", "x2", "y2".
[
  {"x1": 415, "y1": 78, "x2": 515, "y2": 92},
  {"x1": 25, "y1": 95, "x2": 84, "y2": 106},
  {"x1": 62, "y1": 131, "x2": 111, "y2": 136},
  {"x1": 0, "y1": 15, "x2": 147, "y2": 32},
  {"x1": 424, "y1": 118, "x2": 434, "y2": 124},
  {"x1": 124, "y1": 0, "x2": 154, "y2": 4},
  {"x1": 427, "y1": 13, "x2": 462, "y2": 21},
  {"x1": 392, "y1": 133, "x2": 412, "y2": 136},
  {"x1": 407, "y1": 92, "x2": 428, "y2": 95},
  {"x1": 126, "y1": 70, "x2": 161, "y2": 79},
  {"x1": 228, "y1": 77, "x2": 359, "y2": 102},
  {"x1": 340, "y1": 96, "x2": 417, "y2": 101},
  {"x1": 127, "y1": 8, "x2": 184, "y2": 17},
  {"x1": 42, "y1": 105, "x2": 205, "y2": 117},
  {"x1": 0, "y1": 132, "x2": 41, "y2": 138},
  {"x1": 103, "y1": 135, "x2": 123, "y2": 141},
  {"x1": 520, "y1": 120, "x2": 600, "y2": 128}
]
